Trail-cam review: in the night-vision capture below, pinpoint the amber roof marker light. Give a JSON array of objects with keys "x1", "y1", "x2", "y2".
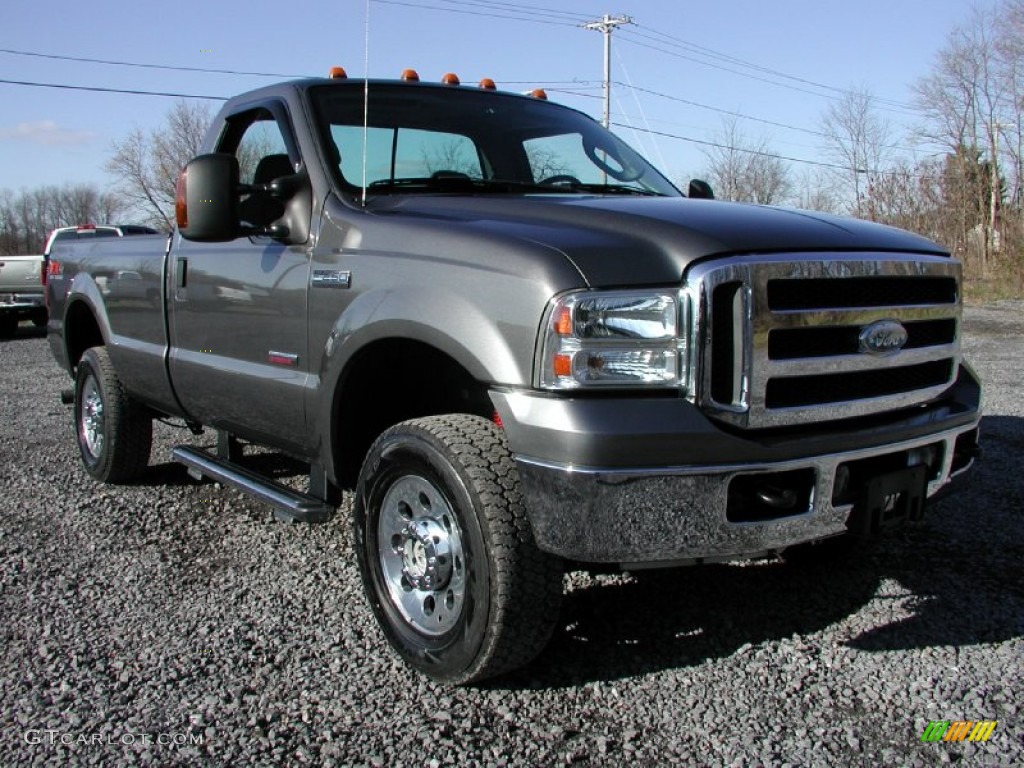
[
  {"x1": 441, "y1": 72, "x2": 460, "y2": 86},
  {"x1": 327, "y1": 66, "x2": 348, "y2": 79},
  {"x1": 478, "y1": 78, "x2": 497, "y2": 90},
  {"x1": 400, "y1": 68, "x2": 420, "y2": 81}
]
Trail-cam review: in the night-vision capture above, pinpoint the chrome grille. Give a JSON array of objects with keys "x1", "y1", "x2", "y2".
[{"x1": 687, "y1": 253, "x2": 962, "y2": 429}]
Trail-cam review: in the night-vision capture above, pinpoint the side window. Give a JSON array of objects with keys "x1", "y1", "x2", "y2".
[
  {"x1": 232, "y1": 112, "x2": 291, "y2": 185},
  {"x1": 220, "y1": 107, "x2": 295, "y2": 226}
]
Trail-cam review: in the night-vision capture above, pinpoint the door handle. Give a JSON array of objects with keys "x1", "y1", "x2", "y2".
[{"x1": 176, "y1": 257, "x2": 187, "y2": 288}]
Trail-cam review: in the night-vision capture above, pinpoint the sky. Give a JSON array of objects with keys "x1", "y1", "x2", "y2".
[{"x1": 0, "y1": 0, "x2": 981, "y2": 200}]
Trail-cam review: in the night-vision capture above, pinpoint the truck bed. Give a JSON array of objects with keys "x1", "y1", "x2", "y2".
[{"x1": 47, "y1": 233, "x2": 174, "y2": 410}]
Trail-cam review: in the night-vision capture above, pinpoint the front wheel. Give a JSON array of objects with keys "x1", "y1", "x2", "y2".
[
  {"x1": 354, "y1": 415, "x2": 562, "y2": 684},
  {"x1": 75, "y1": 346, "x2": 152, "y2": 483}
]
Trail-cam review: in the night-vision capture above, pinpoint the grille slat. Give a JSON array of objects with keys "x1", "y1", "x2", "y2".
[
  {"x1": 769, "y1": 318, "x2": 957, "y2": 360},
  {"x1": 767, "y1": 276, "x2": 957, "y2": 310},
  {"x1": 765, "y1": 360, "x2": 954, "y2": 409}
]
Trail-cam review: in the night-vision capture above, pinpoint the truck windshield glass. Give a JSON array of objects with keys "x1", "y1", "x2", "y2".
[{"x1": 310, "y1": 84, "x2": 680, "y2": 197}]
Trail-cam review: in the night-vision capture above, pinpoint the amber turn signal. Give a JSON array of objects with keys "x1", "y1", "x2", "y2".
[{"x1": 175, "y1": 169, "x2": 188, "y2": 229}]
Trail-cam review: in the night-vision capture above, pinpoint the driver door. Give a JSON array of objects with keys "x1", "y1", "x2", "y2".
[{"x1": 168, "y1": 103, "x2": 311, "y2": 453}]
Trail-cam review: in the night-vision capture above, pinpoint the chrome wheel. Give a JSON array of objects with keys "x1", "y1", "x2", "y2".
[
  {"x1": 377, "y1": 474, "x2": 466, "y2": 636},
  {"x1": 73, "y1": 347, "x2": 152, "y2": 483},
  {"x1": 79, "y1": 375, "x2": 104, "y2": 460}
]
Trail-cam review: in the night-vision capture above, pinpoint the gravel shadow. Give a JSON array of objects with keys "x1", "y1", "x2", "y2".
[
  {"x1": 509, "y1": 413, "x2": 1023, "y2": 688},
  {"x1": 0, "y1": 323, "x2": 46, "y2": 342}
]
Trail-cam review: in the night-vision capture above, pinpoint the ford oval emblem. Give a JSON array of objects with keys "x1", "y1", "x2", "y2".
[{"x1": 858, "y1": 319, "x2": 908, "y2": 356}]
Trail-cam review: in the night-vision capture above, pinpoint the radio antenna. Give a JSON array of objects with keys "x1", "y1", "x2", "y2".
[{"x1": 361, "y1": 0, "x2": 371, "y2": 206}]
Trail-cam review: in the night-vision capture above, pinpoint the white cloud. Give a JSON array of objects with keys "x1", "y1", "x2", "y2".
[{"x1": 0, "y1": 120, "x2": 95, "y2": 146}]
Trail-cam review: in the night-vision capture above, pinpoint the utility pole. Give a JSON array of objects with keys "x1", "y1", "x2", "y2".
[{"x1": 583, "y1": 14, "x2": 633, "y2": 128}]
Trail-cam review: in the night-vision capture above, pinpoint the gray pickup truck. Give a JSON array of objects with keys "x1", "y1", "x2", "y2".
[{"x1": 47, "y1": 69, "x2": 982, "y2": 683}]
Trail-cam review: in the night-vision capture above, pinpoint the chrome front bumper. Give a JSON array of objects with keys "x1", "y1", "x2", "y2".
[{"x1": 514, "y1": 421, "x2": 979, "y2": 567}]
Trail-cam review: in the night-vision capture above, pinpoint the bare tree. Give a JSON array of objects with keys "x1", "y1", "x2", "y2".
[
  {"x1": 107, "y1": 100, "x2": 213, "y2": 229},
  {"x1": 793, "y1": 168, "x2": 841, "y2": 213},
  {"x1": 863, "y1": 158, "x2": 944, "y2": 242},
  {"x1": 0, "y1": 185, "x2": 126, "y2": 255},
  {"x1": 820, "y1": 88, "x2": 893, "y2": 217},
  {"x1": 913, "y1": 5, "x2": 1013, "y2": 277},
  {"x1": 999, "y1": 0, "x2": 1024, "y2": 208},
  {"x1": 700, "y1": 117, "x2": 792, "y2": 205}
]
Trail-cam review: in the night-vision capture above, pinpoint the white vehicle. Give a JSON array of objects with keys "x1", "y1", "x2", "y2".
[{"x1": 0, "y1": 253, "x2": 46, "y2": 337}]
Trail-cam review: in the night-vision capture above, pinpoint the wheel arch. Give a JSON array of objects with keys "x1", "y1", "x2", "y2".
[
  {"x1": 330, "y1": 337, "x2": 495, "y2": 489},
  {"x1": 64, "y1": 297, "x2": 107, "y2": 371}
]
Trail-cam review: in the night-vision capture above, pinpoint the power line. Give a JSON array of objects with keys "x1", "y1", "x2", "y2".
[
  {"x1": 434, "y1": 0, "x2": 589, "y2": 24},
  {"x1": 369, "y1": 0, "x2": 577, "y2": 26},
  {"x1": 614, "y1": 122, "x2": 849, "y2": 170},
  {"x1": 629, "y1": 24, "x2": 918, "y2": 113},
  {"x1": 614, "y1": 80, "x2": 828, "y2": 139},
  {"x1": 0, "y1": 78, "x2": 227, "y2": 100},
  {"x1": 613, "y1": 80, "x2": 924, "y2": 155},
  {"x1": 0, "y1": 47, "x2": 307, "y2": 79},
  {"x1": 619, "y1": 32, "x2": 921, "y2": 119},
  {"x1": 613, "y1": 122, "x2": 929, "y2": 177}
]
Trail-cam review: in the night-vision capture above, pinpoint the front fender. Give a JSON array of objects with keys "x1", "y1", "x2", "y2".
[
  {"x1": 339, "y1": 286, "x2": 530, "y2": 383},
  {"x1": 309, "y1": 281, "x2": 547, "y2": 484}
]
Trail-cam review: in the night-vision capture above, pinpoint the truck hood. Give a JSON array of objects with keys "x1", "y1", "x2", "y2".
[{"x1": 379, "y1": 195, "x2": 949, "y2": 287}]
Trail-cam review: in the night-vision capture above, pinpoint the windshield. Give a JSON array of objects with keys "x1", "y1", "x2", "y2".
[{"x1": 310, "y1": 83, "x2": 680, "y2": 197}]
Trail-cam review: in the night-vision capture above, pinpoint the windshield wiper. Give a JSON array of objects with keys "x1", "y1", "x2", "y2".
[
  {"x1": 365, "y1": 177, "x2": 664, "y2": 197},
  {"x1": 544, "y1": 182, "x2": 663, "y2": 197},
  {"x1": 367, "y1": 177, "x2": 543, "y2": 195}
]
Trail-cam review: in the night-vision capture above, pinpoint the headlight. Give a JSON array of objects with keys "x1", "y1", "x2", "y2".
[{"x1": 537, "y1": 289, "x2": 687, "y2": 390}]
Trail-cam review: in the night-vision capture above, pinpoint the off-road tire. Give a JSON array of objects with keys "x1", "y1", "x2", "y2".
[
  {"x1": 74, "y1": 346, "x2": 153, "y2": 483},
  {"x1": 354, "y1": 414, "x2": 563, "y2": 684}
]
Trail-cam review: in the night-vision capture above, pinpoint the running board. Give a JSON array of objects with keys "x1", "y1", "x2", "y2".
[{"x1": 172, "y1": 445, "x2": 333, "y2": 523}]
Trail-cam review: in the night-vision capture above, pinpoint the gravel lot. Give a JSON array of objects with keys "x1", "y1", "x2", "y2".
[{"x1": 1, "y1": 303, "x2": 1021, "y2": 767}]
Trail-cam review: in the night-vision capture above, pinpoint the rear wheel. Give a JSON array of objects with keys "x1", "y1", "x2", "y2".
[
  {"x1": 354, "y1": 414, "x2": 562, "y2": 684},
  {"x1": 75, "y1": 346, "x2": 152, "y2": 483}
]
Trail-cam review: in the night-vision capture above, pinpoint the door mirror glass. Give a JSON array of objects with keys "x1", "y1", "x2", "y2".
[{"x1": 177, "y1": 153, "x2": 241, "y2": 242}]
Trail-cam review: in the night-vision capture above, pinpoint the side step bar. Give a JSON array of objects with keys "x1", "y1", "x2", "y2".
[{"x1": 172, "y1": 445, "x2": 333, "y2": 523}]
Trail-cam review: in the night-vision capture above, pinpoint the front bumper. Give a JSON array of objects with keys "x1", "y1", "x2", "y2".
[{"x1": 493, "y1": 364, "x2": 981, "y2": 565}]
